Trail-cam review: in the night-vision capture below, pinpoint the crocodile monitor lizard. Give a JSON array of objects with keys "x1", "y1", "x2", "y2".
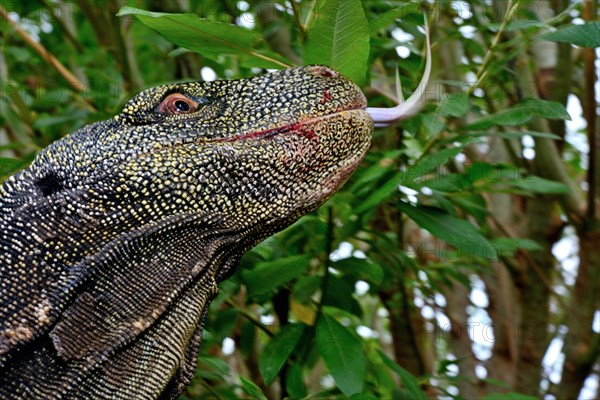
[{"x1": 0, "y1": 58, "x2": 430, "y2": 398}]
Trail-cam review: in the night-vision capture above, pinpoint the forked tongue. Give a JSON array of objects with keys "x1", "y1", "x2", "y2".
[{"x1": 366, "y1": 20, "x2": 431, "y2": 126}]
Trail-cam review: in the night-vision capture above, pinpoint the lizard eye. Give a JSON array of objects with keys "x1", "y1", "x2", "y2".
[{"x1": 158, "y1": 93, "x2": 199, "y2": 115}]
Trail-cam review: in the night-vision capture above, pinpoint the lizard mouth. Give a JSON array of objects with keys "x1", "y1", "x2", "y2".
[
  {"x1": 215, "y1": 107, "x2": 369, "y2": 143},
  {"x1": 215, "y1": 120, "x2": 320, "y2": 142}
]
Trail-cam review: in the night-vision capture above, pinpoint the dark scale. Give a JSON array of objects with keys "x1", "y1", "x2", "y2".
[
  {"x1": 35, "y1": 174, "x2": 64, "y2": 197},
  {"x1": 0, "y1": 66, "x2": 372, "y2": 399}
]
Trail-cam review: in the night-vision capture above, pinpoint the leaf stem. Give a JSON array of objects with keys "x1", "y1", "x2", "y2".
[
  {"x1": 289, "y1": 0, "x2": 306, "y2": 39},
  {"x1": 316, "y1": 207, "x2": 334, "y2": 321},
  {"x1": 468, "y1": 0, "x2": 519, "y2": 95},
  {"x1": 225, "y1": 300, "x2": 273, "y2": 338}
]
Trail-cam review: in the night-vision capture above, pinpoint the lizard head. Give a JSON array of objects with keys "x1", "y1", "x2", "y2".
[
  {"x1": 6, "y1": 66, "x2": 372, "y2": 265},
  {"x1": 110, "y1": 65, "x2": 372, "y2": 236}
]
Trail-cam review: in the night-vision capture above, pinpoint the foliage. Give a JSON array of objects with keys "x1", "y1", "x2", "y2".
[{"x1": 1, "y1": 1, "x2": 598, "y2": 399}]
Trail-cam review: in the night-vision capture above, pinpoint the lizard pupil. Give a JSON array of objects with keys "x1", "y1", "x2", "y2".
[{"x1": 175, "y1": 100, "x2": 190, "y2": 112}]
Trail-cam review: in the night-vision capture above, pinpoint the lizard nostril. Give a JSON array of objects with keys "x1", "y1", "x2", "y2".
[
  {"x1": 35, "y1": 173, "x2": 64, "y2": 196},
  {"x1": 306, "y1": 66, "x2": 339, "y2": 78}
]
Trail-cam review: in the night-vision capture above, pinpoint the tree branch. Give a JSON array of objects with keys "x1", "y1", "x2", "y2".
[
  {"x1": 289, "y1": 0, "x2": 307, "y2": 40},
  {"x1": 513, "y1": 51, "x2": 585, "y2": 227},
  {"x1": 225, "y1": 299, "x2": 273, "y2": 338},
  {"x1": 42, "y1": 0, "x2": 84, "y2": 53},
  {"x1": 582, "y1": 0, "x2": 599, "y2": 221},
  {"x1": 316, "y1": 207, "x2": 333, "y2": 321},
  {"x1": 468, "y1": 0, "x2": 518, "y2": 96},
  {"x1": 555, "y1": 228, "x2": 600, "y2": 398}
]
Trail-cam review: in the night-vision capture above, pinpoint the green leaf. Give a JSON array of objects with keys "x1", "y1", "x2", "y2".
[
  {"x1": 332, "y1": 257, "x2": 384, "y2": 285},
  {"x1": 239, "y1": 376, "x2": 268, "y2": 400},
  {"x1": 368, "y1": 3, "x2": 421, "y2": 33},
  {"x1": 465, "y1": 98, "x2": 571, "y2": 130},
  {"x1": 451, "y1": 194, "x2": 489, "y2": 222},
  {"x1": 466, "y1": 130, "x2": 561, "y2": 140},
  {"x1": 511, "y1": 175, "x2": 570, "y2": 194},
  {"x1": 196, "y1": 355, "x2": 230, "y2": 381},
  {"x1": 482, "y1": 393, "x2": 538, "y2": 400},
  {"x1": 420, "y1": 173, "x2": 463, "y2": 192},
  {"x1": 405, "y1": 145, "x2": 469, "y2": 181},
  {"x1": 364, "y1": 345, "x2": 397, "y2": 396},
  {"x1": 437, "y1": 93, "x2": 470, "y2": 117},
  {"x1": 0, "y1": 158, "x2": 25, "y2": 181},
  {"x1": 0, "y1": 98, "x2": 27, "y2": 141},
  {"x1": 540, "y1": 22, "x2": 600, "y2": 48},
  {"x1": 322, "y1": 276, "x2": 363, "y2": 317},
  {"x1": 421, "y1": 114, "x2": 445, "y2": 137},
  {"x1": 354, "y1": 174, "x2": 402, "y2": 214},
  {"x1": 239, "y1": 320, "x2": 258, "y2": 356},
  {"x1": 520, "y1": 99, "x2": 571, "y2": 119},
  {"x1": 117, "y1": 7, "x2": 292, "y2": 69},
  {"x1": 356, "y1": 143, "x2": 468, "y2": 214},
  {"x1": 355, "y1": 144, "x2": 468, "y2": 214},
  {"x1": 317, "y1": 314, "x2": 366, "y2": 396},
  {"x1": 292, "y1": 275, "x2": 322, "y2": 303},
  {"x1": 32, "y1": 112, "x2": 87, "y2": 129},
  {"x1": 378, "y1": 350, "x2": 427, "y2": 400},
  {"x1": 482, "y1": 377, "x2": 511, "y2": 389},
  {"x1": 259, "y1": 324, "x2": 305, "y2": 384},
  {"x1": 350, "y1": 149, "x2": 403, "y2": 192},
  {"x1": 304, "y1": 0, "x2": 370, "y2": 85},
  {"x1": 286, "y1": 363, "x2": 307, "y2": 399},
  {"x1": 463, "y1": 162, "x2": 515, "y2": 185},
  {"x1": 491, "y1": 238, "x2": 543, "y2": 257},
  {"x1": 240, "y1": 255, "x2": 311, "y2": 297},
  {"x1": 503, "y1": 20, "x2": 548, "y2": 31},
  {"x1": 460, "y1": 164, "x2": 569, "y2": 195},
  {"x1": 350, "y1": 394, "x2": 379, "y2": 400},
  {"x1": 397, "y1": 202, "x2": 497, "y2": 260}
]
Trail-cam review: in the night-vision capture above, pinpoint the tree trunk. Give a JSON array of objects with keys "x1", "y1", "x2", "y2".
[{"x1": 555, "y1": 228, "x2": 600, "y2": 399}]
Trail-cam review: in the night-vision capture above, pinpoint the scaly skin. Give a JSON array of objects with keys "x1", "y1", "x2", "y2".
[{"x1": 0, "y1": 66, "x2": 372, "y2": 399}]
